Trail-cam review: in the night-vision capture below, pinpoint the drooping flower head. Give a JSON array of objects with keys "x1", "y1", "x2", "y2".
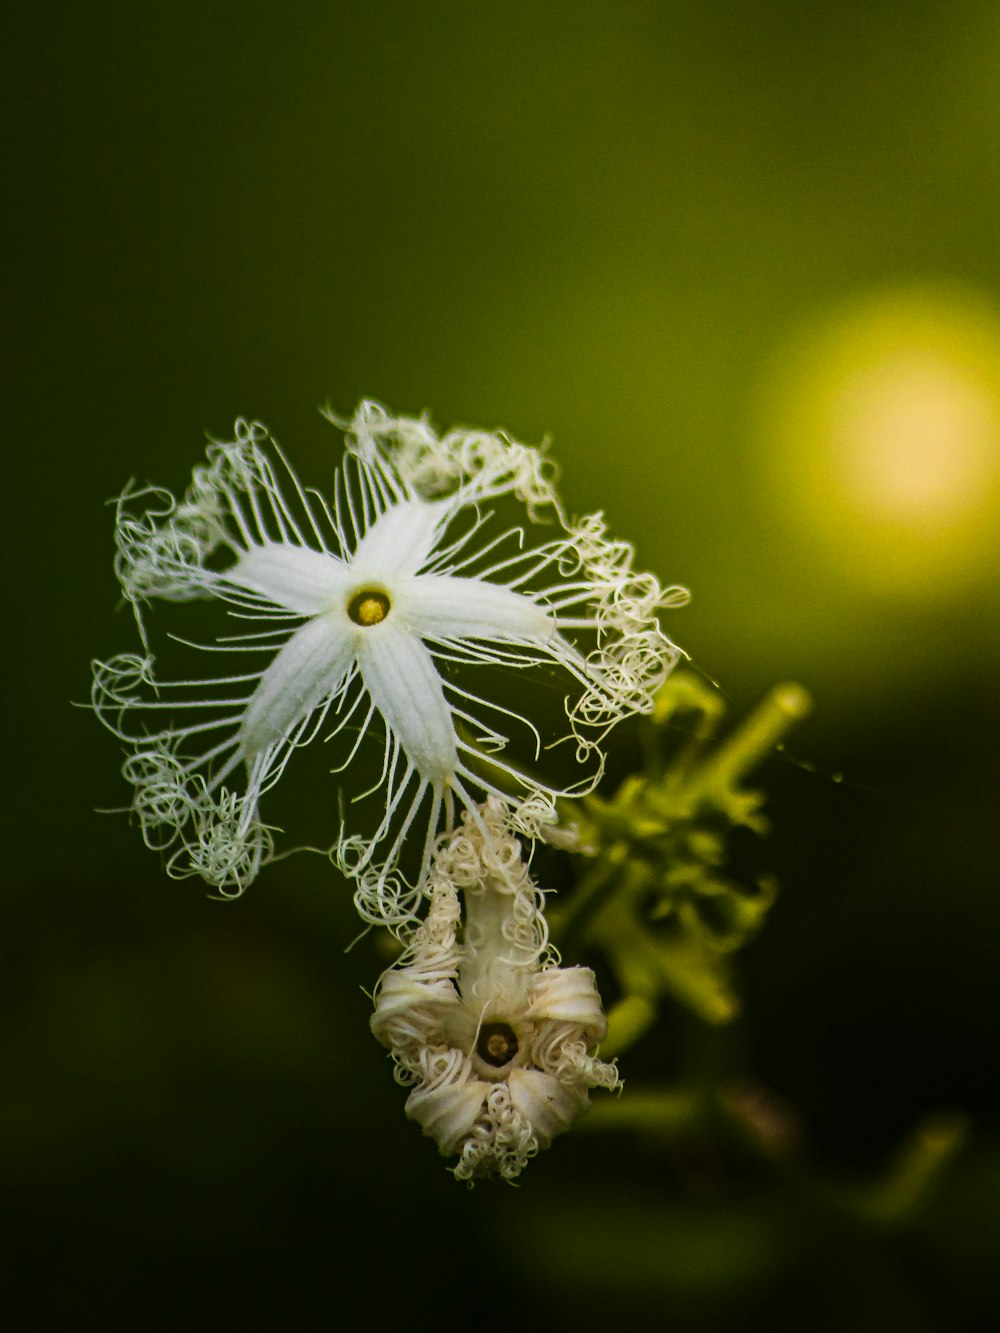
[
  {"x1": 93, "y1": 402, "x2": 687, "y2": 923},
  {"x1": 371, "y1": 799, "x2": 619, "y2": 1182}
]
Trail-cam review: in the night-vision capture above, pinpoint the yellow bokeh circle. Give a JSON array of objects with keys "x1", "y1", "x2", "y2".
[{"x1": 759, "y1": 285, "x2": 1000, "y2": 597}]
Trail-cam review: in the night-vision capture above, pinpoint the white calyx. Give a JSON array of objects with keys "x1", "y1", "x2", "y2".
[{"x1": 371, "y1": 801, "x2": 620, "y2": 1182}]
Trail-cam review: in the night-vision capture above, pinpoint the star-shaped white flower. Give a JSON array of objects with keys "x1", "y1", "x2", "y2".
[
  {"x1": 231, "y1": 494, "x2": 555, "y2": 887},
  {"x1": 371, "y1": 800, "x2": 619, "y2": 1182},
  {"x1": 93, "y1": 403, "x2": 687, "y2": 921}
]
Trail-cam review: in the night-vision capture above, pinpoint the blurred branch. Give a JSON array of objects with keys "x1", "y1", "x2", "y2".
[
  {"x1": 856, "y1": 1112, "x2": 970, "y2": 1226},
  {"x1": 552, "y1": 673, "x2": 812, "y2": 1042}
]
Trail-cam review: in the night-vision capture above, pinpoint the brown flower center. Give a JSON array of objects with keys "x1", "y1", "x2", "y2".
[
  {"x1": 347, "y1": 589, "x2": 391, "y2": 627},
  {"x1": 476, "y1": 1021, "x2": 519, "y2": 1069}
]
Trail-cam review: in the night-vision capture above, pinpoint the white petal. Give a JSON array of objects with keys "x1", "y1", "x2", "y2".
[
  {"x1": 527, "y1": 966, "x2": 607, "y2": 1038},
  {"x1": 229, "y1": 543, "x2": 348, "y2": 615},
  {"x1": 507, "y1": 1067, "x2": 589, "y2": 1146},
  {"x1": 406, "y1": 1077, "x2": 487, "y2": 1153},
  {"x1": 402, "y1": 574, "x2": 555, "y2": 643},
  {"x1": 240, "y1": 613, "x2": 353, "y2": 758},
  {"x1": 349, "y1": 498, "x2": 448, "y2": 580},
  {"x1": 356, "y1": 626, "x2": 458, "y2": 781},
  {"x1": 370, "y1": 972, "x2": 459, "y2": 1050}
]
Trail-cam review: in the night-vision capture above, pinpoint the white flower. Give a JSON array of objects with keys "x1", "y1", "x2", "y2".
[
  {"x1": 371, "y1": 801, "x2": 619, "y2": 1182},
  {"x1": 93, "y1": 402, "x2": 687, "y2": 920}
]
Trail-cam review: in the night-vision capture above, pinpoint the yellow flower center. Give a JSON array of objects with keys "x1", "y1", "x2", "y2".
[
  {"x1": 476, "y1": 1021, "x2": 519, "y2": 1069},
  {"x1": 347, "y1": 589, "x2": 391, "y2": 627}
]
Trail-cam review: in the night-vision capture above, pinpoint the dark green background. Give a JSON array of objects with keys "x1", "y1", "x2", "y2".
[{"x1": 6, "y1": 3, "x2": 1000, "y2": 1329}]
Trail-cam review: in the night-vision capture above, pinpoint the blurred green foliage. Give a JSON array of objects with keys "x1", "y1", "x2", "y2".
[
  {"x1": 555, "y1": 673, "x2": 809, "y2": 1028},
  {"x1": 6, "y1": 2, "x2": 1000, "y2": 1329}
]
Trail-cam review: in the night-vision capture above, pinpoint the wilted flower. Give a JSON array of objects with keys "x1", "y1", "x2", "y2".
[
  {"x1": 371, "y1": 800, "x2": 619, "y2": 1182},
  {"x1": 92, "y1": 402, "x2": 686, "y2": 920}
]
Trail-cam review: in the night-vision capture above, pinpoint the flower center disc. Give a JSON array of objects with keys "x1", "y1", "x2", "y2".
[
  {"x1": 477, "y1": 1021, "x2": 519, "y2": 1068},
  {"x1": 347, "y1": 589, "x2": 391, "y2": 627}
]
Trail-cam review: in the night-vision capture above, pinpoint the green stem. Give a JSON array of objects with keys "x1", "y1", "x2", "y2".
[
  {"x1": 687, "y1": 682, "x2": 812, "y2": 804},
  {"x1": 601, "y1": 994, "x2": 657, "y2": 1057}
]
